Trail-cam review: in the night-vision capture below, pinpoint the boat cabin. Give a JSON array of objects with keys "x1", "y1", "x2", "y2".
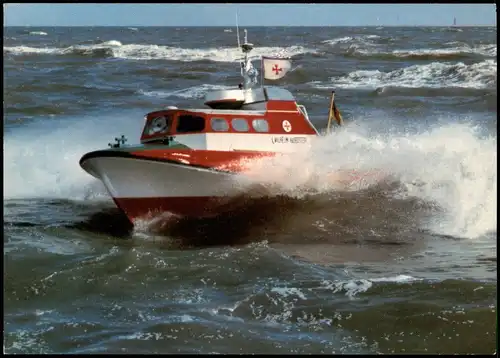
[{"x1": 140, "y1": 86, "x2": 320, "y2": 152}]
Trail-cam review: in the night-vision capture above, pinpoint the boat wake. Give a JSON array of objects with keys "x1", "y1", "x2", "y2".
[
  {"x1": 120, "y1": 120, "x2": 496, "y2": 242},
  {"x1": 127, "y1": 184, "x2": 428, "y2": 248},
  {"x1": 234, "y1": 122, "x2": 496, "y2": 239}
]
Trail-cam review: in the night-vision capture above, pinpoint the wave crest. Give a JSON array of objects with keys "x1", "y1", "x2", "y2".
[
  {"x1": 3, "y1": 40, "x2": 313, "y2": 62},
  {"x1": 311, "y1": 60, "x2": 496, "y2": 90}
]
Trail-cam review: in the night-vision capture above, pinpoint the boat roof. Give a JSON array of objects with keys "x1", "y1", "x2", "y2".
[
  {"x1": 152, "y1": 86, "x2": 298, "y2": 115},
  {"x1": 183, "y1": 108, "x2": 267, "y2": 115},
  {"x1": 264, "y1": 86, "x2": 296, "y2": 101}
]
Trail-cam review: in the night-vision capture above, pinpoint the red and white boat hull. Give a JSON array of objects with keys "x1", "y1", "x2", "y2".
[
  {"x1": 78, "y1": 31, "x2": 350, "y2": 225},
  {"x1": 80, "y1": 152, "x2": 258, "y2": 222}
]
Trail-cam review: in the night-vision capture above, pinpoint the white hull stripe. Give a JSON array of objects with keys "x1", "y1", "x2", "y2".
[
  {"x1": 81, "y1": 156, "x2": 254, "y2": 199},
  {"x1": 171, "y1": 133, "x2": 316, "y2": 152}
]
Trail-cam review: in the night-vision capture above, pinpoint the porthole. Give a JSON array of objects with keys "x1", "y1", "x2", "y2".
[
  {"x1": 252, "y1": 119, "x2": 269, "y2": 132},
  {"x1": 211, "y1": 118, "x2": 229, "y2": 131},
  {"x1": 231, "y1": 118, "x2": 249, "y2": 132}
]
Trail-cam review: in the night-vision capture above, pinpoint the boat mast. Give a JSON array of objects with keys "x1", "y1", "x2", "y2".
[
  {"x1": 240, "y1": 30, "x2": 254, "y2": 90},
  {"x1": 235, "y1": 12, "x2": 254, "y2": 90},
  {"x1": 235, "y1": 12, "x2": 242, "y2": 77}
]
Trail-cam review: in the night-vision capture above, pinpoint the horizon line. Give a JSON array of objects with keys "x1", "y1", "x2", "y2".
[{"x1": 3, "y1": 24, "x2": 497, "y2": 28}]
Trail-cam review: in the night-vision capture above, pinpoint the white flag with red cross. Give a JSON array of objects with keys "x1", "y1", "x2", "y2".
[{"x1": 262, "y1": 56, "x2": 292, "y2": 80}]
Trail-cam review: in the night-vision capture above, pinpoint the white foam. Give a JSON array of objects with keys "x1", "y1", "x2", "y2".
[
  {"x1": 3, "y1": 40, "x2": 314, "y2": 62},
  {"x1": 269, "y1": 276, "x2": 422, "y2": 303},
  {"x1": 392, "y1": 44, "x2": 497, "y2": 58},
  {"x1": 270, "y1": 287, "x2": 307, "y2": 300},
  {"x1": 3, "y1": 113, "x2": 143, "y2": 201},
  {"x1": 98, "y1": 40, "x2": 122, "y2": 47},
  {"x1": 322, "y1": 34, "x2": 381, "y2": 46},
  {"x1": 28, "y1": 31, "x2": 48, "y2": 36},
  {"x1": 351, "y1": 44, "x2": 497, "y2": 59},
  {"x1": 235, "y1": 123, "x2": 497, "y2": 239},
  {"x1": 112, "y1": 43, "x2": 310, "y2": 62},
  {"x1": 321, "y1": 275, "x2": 422, "y2": 298},
  {"x1": 3, "y1": 45, "x2": 59, "y2": 55},
  {"x1": 5, "y1": 329, "x2": 49, "y2": 353},
  {"x1": 312, "y1": 60, "x2": 496, "y2": 89},
  {"x1": 324, "y1": 36, "x2": 496, "y2": 59},
  {"x1": 369, "y1": 275, "x2": 420, "y2": 283},
  {"x1": 34, "y1": 309, "x2": 54, "y2": 316},
  {"x1": 117, "y1": 332, "x2": 163, "y2": 341},
  {"x1": 138, "y1": 84, "x2": 232, "y2": 100}
]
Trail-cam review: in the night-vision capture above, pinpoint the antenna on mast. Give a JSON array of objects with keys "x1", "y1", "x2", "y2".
[
  {"x1": 235, "y1": 11, "x2": 241, "y2": 49},
  {"x1": 234, "y1": 10, "x2": 255, "y2": 90},
  {"x1": 235, "y1": 10, "x2": 244, "y2": 79}
]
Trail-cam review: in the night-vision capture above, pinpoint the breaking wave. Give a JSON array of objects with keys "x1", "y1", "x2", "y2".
[
  {"x1": 138, "y1": 84, "x2": 232, "y2": 100},
  {"x1": 312, "y1": 60, "x2": 496, "y2": 90},
  {"x1": 3, "y1": 40, "x2": 313, "y2": 62},
  {"x1": 349, "y1": 45, "x2": 496, "y2": 60},
  {"x1": 322, "y1": 35, "x2": 496, "y2": 60},
  {"x1": 322, "y1": 34, "x2": 383, "y2": 47},
  {"x1": 28, "y1": 31, "x2": 48, "y2": 36},
  {"x1": 390, "y1": 45, "x2": 496, "y2": 59}
]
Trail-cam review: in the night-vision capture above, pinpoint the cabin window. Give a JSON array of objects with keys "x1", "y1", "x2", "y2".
[
  {"x1": 252, "y1": 119, "x2": 269, "y2": 132},
  {"x1": 176, "y1": 115, "x2": 205, "y2": 133},
  {"x1": 211, "y1": 118, "x2": 229, "y2": 132},
  {"x1": 148, "y1": 115, "x2": 171, "y2": 135},
  {"x1": 231, "y1": 118, "x2": 249, "y2": 132}
]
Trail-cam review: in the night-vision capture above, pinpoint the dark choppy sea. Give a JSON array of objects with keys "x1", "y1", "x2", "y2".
[{"x1": 3, "y1": 26, "x2": 497, "y2": 354}]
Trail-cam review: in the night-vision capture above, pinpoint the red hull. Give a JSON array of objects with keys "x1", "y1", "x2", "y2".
[{"x1": 113, "y1": 196, "x2": 250, "y2": 222}]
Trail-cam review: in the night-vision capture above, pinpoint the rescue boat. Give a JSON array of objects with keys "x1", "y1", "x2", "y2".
[{"x1": 79, "y1": 29, "x2": 344, "y2": 223}]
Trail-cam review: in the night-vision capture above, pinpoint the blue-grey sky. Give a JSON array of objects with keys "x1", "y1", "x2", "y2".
[{"x1": 3, "y1": 3, "x2": 497, "y2": 27}]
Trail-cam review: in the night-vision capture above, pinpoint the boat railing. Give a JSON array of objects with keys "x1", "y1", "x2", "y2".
[
  {"x1": 298, "y1": 104, "x2": 320, "y2": 135},
  {"x1": 297, "y1": 104, "x2": 309, "y2": 121}
]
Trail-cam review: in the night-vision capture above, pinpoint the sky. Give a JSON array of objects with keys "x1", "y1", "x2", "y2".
[{"x1": 3, "y1": 3, "x2": 497, "y2": 27}]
